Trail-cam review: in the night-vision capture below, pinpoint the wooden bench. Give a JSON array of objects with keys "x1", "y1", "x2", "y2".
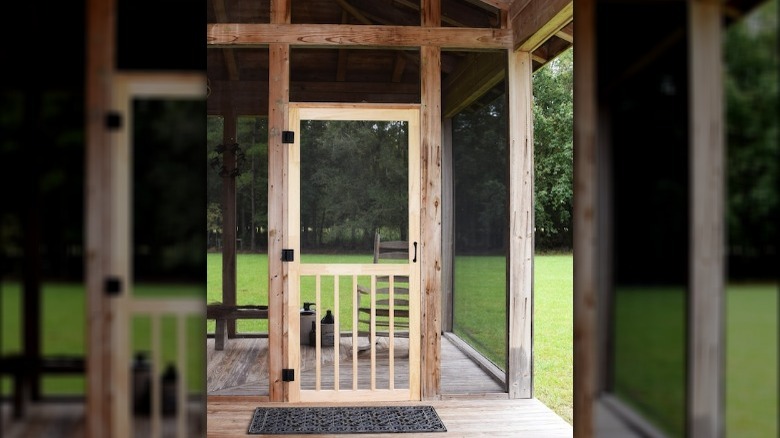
[
  {"x1": 0, "y1": 355, "x2": 85, "y2": 418},
  {"x1": 206, "y1": 303, "x2": 268, "y2": 350}
]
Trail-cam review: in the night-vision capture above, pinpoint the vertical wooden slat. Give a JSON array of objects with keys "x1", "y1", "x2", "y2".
[
  {"x1": 507, "y1": 49, "x2": 533, "y2": 399},
  {"x1": 352, "y1": 275, "x2": 359, "y2": 390},
  {"x1": 420, "y1": 0, "x2": 442, "y2": 402},
  {"x1": 150, "y1": 315, "x2": 161, "y2": 438},
  {"x1": 332, "y1": 276, "x2": 340, "y2": 390},
  {"x1": 86, "y1": 0, "x2": 114, "y2": 435},
  {"x1": 315, "y1": 275, "x2": 322, "y2": 390},
  {"x1": 268, "y1": 40, "x2": 290, "y2": 401},
  {"x1": 389, "y1": 277, "x2": 395, "y2": 390},
  {"x1": 176, "y1": 315, "x2": 187, "y2": 438},
  {"x1": 370, "y1": 275, "x2": 377, "y2": 390},
  {"x1": 573, "y1": 0, "x2": 597, "y2": 435},
  {"x1": 688, "y1": 1, "x2": 725, "y2": 436}
]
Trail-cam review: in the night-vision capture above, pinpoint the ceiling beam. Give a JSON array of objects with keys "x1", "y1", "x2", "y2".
[
  {"x1": 510, "y1": 0, "x2": 573, "y2": 52},
  {"x1": 213, "y1": 0, "x2": 239, "y2": 80},
  {"x1": 208, "y1": 23, "x2": 513, "y2": 50}
]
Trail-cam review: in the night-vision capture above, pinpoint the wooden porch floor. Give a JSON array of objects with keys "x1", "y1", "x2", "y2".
[
  {"x1": 207, "y1": 398, "x2": 573, "y2": 437},
  {"x1": 206, "y1": 335, "x2": 572, "y2": 437},
  {"x1": 207, "y1": 334, "x2": 506, "y2": 396}
]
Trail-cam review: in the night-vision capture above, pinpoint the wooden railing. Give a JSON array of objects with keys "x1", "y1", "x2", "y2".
[{"x1": 128, "y1": 297, "x2": 204, "y2": 438}]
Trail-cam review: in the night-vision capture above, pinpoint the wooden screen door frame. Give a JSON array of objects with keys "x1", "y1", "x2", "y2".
[
  {"x1": 285, "y1": 103, "x2": 421, "y2": 402},
  {"x1": 107, "y1": 72, "x2": 205, "y2": 437}
]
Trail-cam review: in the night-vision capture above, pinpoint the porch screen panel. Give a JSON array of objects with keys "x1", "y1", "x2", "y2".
[{"x1": 452, "y1": 91, "x2": 508, "y2": 373}]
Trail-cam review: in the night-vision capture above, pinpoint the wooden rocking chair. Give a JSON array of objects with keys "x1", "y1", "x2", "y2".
[{"x1": 356, "y1": 232, "x2": 410, "y2": 349}]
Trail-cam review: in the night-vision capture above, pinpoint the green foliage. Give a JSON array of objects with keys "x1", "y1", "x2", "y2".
[
  {"x1": 533, "y1": 48, "x2": 573, "y2": 250},
  {"x1": 724, "y1": 0, "x2": 778, "y2": 279},
  {"x1": 300, "y1": 120, "x2": 408, "y2": 249}
]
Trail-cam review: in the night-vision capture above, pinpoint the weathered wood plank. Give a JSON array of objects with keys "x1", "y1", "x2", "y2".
[
  {"x1": 207, "y1": 24, "x2": 513, "y2": 50},
  {"x1": 510, "y1": 0, "x2": 573, "y2": 52},
  {"x1": 207, "y1": 335, "x2": 504, "y2": 396},
  {"x1": 572, "y1": 0, "x2": 597, "y2": 435},
  {"x1": 507, "y1": 49, "x2": 533, "y2": 399},
  {"x1": 688, "y1": 1, "x2": 725, "y2": 436},
  {"x1": 420, "y1": 44, "x2": 442, "y2": 401}
]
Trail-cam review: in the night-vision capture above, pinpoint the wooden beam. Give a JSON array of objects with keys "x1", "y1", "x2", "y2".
[
  {"x1": 688, "y1": 0, "x2": 725, "y2": 436},
  {"x1": 207, "y1": 24, "x2": 513, "y2": 50},
  {"x1": 510, "y1": 0, "x2": 573, "y2": 52},
  {"x1": 556, "y1": 29, "x2": 573, "y2": 43},
  {"x1": 206, "y1": 80, "x2": 420, "y2": 115},
  {"x1": 213, "y1": 0, "x2": 240, "y2": 81},
  {"x1": 442, "y1": 51, "x2": 505, "y2": 118},
  {"x1": 573, "y1": 0, "x2": 596, "y2": 435},
  {"x1": 507, "y1": 49, "x2": 533, "y2": 399}
]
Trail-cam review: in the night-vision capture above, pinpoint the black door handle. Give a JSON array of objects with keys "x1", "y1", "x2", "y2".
[{"x1": 413, "y1": 242, "x2": 417, "y2": 263}]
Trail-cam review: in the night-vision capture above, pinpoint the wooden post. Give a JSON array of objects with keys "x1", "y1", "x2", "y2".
[
  {"x1": 420, "y1": 0, "x2": 442, "y2": 402},
  {"x1": 85, "y1": 0, "x2": 115, "y2": 435},
  {"x1": 573, "y1": 0, "x2": 597, "y2": 435},
  {"x1": 688, "y1": 0, "x2": 725, "y2": 436},
  {"x1": 507, "y1": 49, "x2": 533, "y2": 399},
  {"x1": 268, "y1": 0, "x2": 291, "y2": 404},
  {"x1": 221, "y1": 112, "x2": 238, "y2": 337}
]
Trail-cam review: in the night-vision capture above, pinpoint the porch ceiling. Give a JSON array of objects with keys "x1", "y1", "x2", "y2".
[
  {"x1": 206, "y1": 0, "x2": 766, "y2": 117},
  {"x1": 206, "y1": 0, "x2": 574, "y2": 116}
]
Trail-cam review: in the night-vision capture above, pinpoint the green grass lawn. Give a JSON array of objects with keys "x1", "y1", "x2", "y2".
[{"x1": 614, "y1": 283, "x2": 778, "y2": 437}]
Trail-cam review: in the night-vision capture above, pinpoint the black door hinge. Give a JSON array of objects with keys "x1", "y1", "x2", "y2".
[
  {"x1": 281, "y1": 249, "x2": 294, "y2": 262},
  {"x1": 106, "y1": 111, "x2": 122, "y2": 130},
  {"x1": 105, "y1": 276, "x2": 122, "y2": 296},
  {"x1": 282, "y1": 369, "x2": 295, "y2": 382},
  {"x1": 282, "y1": 131, "x2": 295, "y2": 144}
]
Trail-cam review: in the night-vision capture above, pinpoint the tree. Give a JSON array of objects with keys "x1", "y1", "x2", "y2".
[
  {"x1": 724, "y1": 0, "x2": 778, "y2": 279},
  {"x1": 533, "y1": 48, "x2": 573, "y2": 250}
]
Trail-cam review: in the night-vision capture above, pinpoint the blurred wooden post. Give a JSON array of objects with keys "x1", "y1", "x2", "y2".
[
  {"x1": 688, "y1": 0, "x2": 725, "y2": 436},
  {"x1": 221, "y1": 111, "x2": 237, "y2": 337}
]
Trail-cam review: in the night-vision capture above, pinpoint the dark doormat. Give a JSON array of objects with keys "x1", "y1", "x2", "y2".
[{"x1": 247, "y1": 405, "x2": 447, "y2": 434}]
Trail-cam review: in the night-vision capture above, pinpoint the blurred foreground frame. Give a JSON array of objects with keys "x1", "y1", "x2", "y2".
[{"x1": 574, "y1": 0, "x2": 777, "y2": 438}]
